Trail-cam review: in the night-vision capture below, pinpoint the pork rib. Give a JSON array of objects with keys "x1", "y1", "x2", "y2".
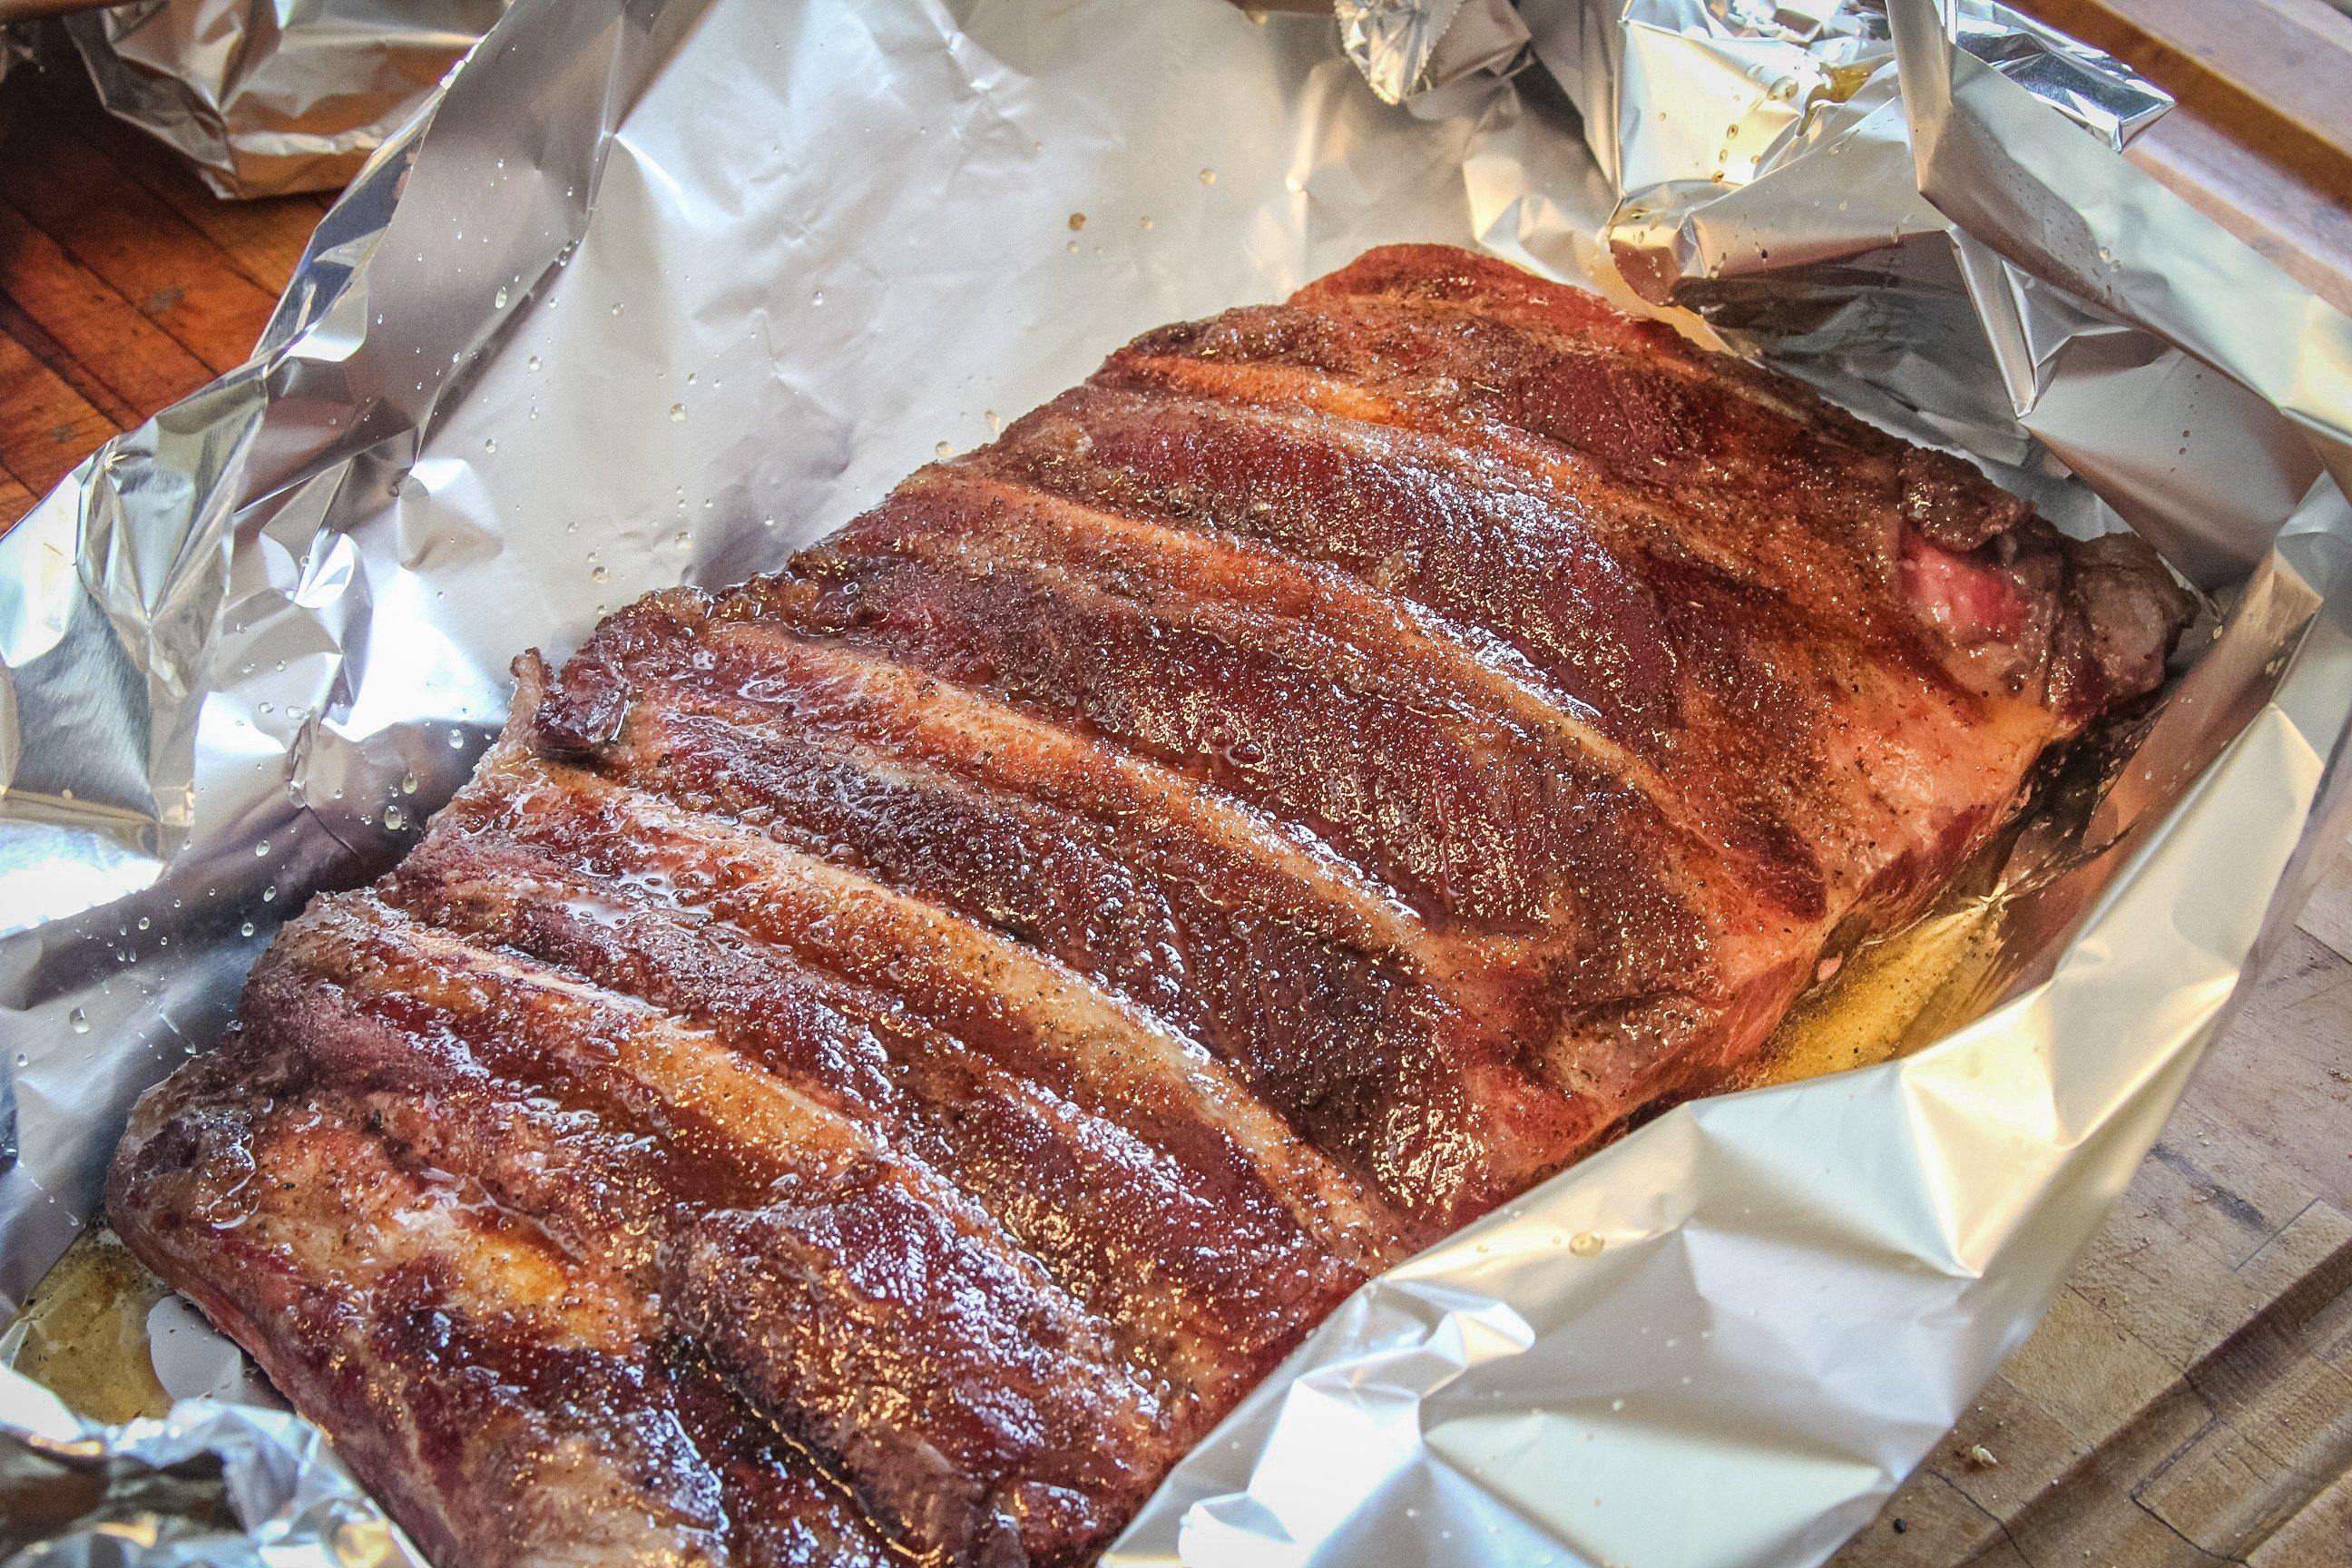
[{"x1": 109, "y1": 245, "x2": 2191, "y2": 1567}]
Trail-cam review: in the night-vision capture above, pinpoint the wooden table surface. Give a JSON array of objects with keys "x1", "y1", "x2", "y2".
[
  {"x1": 0, "y1": 82, "x2": 329, "y2": 505},
  {"x1": 4, "y1": 25, "x2": 2350, "y2": 1568}
]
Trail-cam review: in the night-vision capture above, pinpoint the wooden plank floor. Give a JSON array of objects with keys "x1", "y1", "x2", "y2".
[
  {"x1": 0, "y1": 76, "x2": 327, "y2": 505},
  {"x1": 3, "y1": 41, "x2": 2349, "y2": 1568}
]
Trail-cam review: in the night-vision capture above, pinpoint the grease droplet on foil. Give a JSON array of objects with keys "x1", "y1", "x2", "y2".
[
  {"x1": 935, "y1": 441, "x2": 954, "y2": 459},
  {"x1": 69, "y1": 1009, "x2": 88, "y2": 1034},
  {"x1": 1200, "y1": 167, "x2": 1216, "y2": 185},
  {"x1": 384, "y1": 806, "x2": 407, "y2": 832},
  {"x1": 240, "y1": 922, "x2": 257, "y2": 938},
  {"x1": 1569, "y1": 1231, "x2": 1603, "y2": 1258},
  {"x1": 528, "y1": 356, "x2": 542, "y2": 372},
  {"x1": 450, "y1": 730, "x2": 466, "y2": 748},
  {"x1": 494, "y1": 285, "x2": 509, "y2": 309},
  {"x1": 1138, "y1": 215, "x2": 1153, "y2": 230},
  {"x1": 671, "y1": 403, "x2": 688, "y2": 422},
  {"x1": 1067, "y1": 211, "x2": 1086, "y2": 231},
  {"x1": 255, "y1": 840, "x2": 270, "y2": 858},
  {"x1": 484, "y1": 437, "x2": 497, "y2": 454},
  {"x1": 262, "y1": 885, "x2": 278, "y2": 902}
]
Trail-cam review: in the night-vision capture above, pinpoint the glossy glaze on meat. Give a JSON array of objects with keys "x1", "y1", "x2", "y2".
[{"x1": 108, "y1": 246, "x2": 2191, "y2": 1567}]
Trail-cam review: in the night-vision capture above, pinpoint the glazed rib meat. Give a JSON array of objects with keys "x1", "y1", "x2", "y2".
[{"x1": 109, "y1": 246, "x2": 2192, "y2": 1567}]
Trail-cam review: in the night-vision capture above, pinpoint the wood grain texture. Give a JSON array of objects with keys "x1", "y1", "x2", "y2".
[
  {"x1": 2, "y1": 23, "x2": 2350, "y2": 1568},
  {"x1": 0, "y1": 325, "x2": 117, "y2": 494},
  {"x1": 0, "y1": 73, "x2": 318, "y2": 514},
  {"x1": 0, "y1": 201, "x2": 216, "y2": 416},
  {"x1": 0, "y1": 108, "x2": 280, "y2": 379}
]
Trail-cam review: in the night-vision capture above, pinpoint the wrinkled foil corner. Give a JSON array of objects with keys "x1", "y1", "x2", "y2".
[{"x1": 59, "y1": 0, "x2": 508, "y2": 199}]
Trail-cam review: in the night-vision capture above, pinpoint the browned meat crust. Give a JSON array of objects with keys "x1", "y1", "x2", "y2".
[{"x1": 108, "y1": 245, "x2": 2191, "y2": 1567}]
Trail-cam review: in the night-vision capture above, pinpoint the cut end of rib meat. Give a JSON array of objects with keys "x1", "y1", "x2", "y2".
[{"x1": 109, "y1": 243, "x2": 2191, "y2": 1568}]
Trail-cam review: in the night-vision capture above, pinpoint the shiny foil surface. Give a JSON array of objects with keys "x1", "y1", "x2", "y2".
[
  {"x1": 61, "y1": 0, "x2": 508, "y2": 198},
  {"x1": 5, "y1": 2, "x2": 2351, "y2": 1565}
]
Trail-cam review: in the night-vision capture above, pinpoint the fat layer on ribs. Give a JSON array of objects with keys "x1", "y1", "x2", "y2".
[{"x1": 109, "y1": 245, "x2": 2192, "y2": 1568}]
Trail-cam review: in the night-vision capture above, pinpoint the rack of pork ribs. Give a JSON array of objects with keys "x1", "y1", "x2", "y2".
[{"x1": 110, "y1": 245, "x2": 2191, "y2": 1568}]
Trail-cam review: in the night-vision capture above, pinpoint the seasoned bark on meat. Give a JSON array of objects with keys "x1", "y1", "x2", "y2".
[{"x1": 110, "y1": 245, "x2": 2192, "y2": 1567}]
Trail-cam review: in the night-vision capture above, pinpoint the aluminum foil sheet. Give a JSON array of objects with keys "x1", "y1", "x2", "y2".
[
  {"x1": 61, "y1": 0, "x2": 508, "y2": 199},
  {"x1": 4, "y1": 0, "x2": 2351, "y2": 1564},
  {"x1": 0, "y1": 1370, "x2": 422, "y2": 1568}
]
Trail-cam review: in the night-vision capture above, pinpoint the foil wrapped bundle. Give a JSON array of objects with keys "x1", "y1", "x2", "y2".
[
  {"x1": 60, "y1": 0, "x2": 509, "y2": 198},
  {"x1": 4, "y1": 1, "x2": 2350, "y2": 1564}
]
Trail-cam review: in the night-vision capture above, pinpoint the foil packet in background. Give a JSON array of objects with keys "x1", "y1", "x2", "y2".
[
  {"x1": 60, "y1": 0, "x2": 510, "y2": 198},
  {"x1": 3, "y1": 2, "x2": 2351, "y2": 1566}
]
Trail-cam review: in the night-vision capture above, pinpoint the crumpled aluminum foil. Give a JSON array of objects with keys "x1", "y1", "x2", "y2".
[
  {"x1": 1517, "y1": 2, "x2": 2273, "y2": 579},
  {"x1": 3, "y1": 0, "x2": 2350, "y2": 1565},
  {"x1": 1335, "y1": 0, "x2": 1530, "y2": 107},
  {"x1": 60, "y1": 0, "x2": 508, "y2": 198},
  {"x1": 0, "y1": 1370, "x2": 422, "y2": 1568}
]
